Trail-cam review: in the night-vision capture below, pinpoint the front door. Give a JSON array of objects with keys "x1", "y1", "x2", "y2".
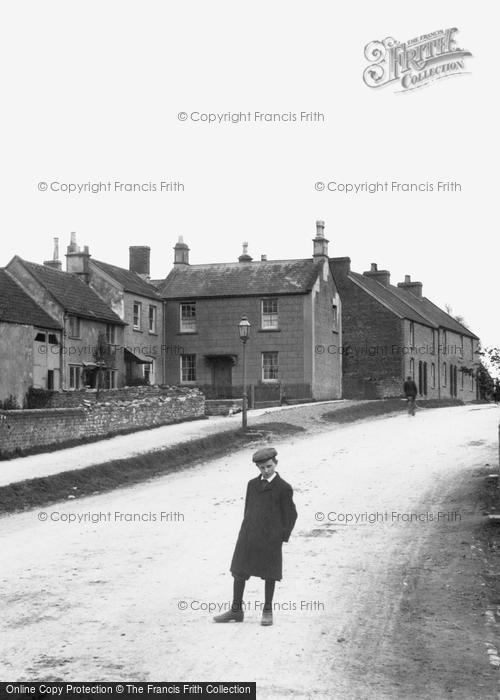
[{"x1": 212, "y1": 358, "x2": 232, "y2": 390}]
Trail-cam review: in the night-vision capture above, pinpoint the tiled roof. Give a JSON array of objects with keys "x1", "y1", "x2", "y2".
[
  {"x1": 159, "y1": 259, "x2": 324, "y2": 298},
  {"x1": 401, "y1": 294, "x2": 479, "y2": 339},
  {"x1": 348, "y1": 271, "x2": 478, "y2": 338},
  {"x1": 17, "y1": 259, "x2": 124, "y2": 325},
  {"x1": 0, "y1": 269, "x2": 61, "y2": 329},
  {"x1": 92, "y1": 259, "x2": 162, "y2": 299},
  {"x1": 348, "y1": 272, "x2": 434, "y2": 326}
]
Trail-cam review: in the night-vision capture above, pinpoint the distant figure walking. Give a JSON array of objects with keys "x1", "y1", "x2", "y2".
[
  {"x1": 403, "y1": 376, "x2": 418, "y2": 416},
  {"x1": 494, "y1": 379, "x2": 500, "y2": 404}
]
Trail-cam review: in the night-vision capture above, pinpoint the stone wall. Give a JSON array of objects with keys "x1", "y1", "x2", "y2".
[
  {"x1": 27, "y1": 385, "x2": 188, "y2": 408},
  {"x1": 331, "y1": 269, "x2": 403, "y2": 399},
  {"x1": 0, "y1": 387, "x2": 204, "y2": 457},
  {"x1": 205, "y1": 399, "x2": 243, "y2": 416},
  {"x1": 0, "y1": 322, "x2": 34, "y2": 407}
]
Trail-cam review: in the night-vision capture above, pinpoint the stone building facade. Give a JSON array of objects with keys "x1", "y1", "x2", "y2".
[
  {"x1": 158, "y1": 222, "x2": 342, "y2": 401},
  {"x1": 5, "y1": 253, "x2": 125, "y2": 392},
  {"x1": 78, "y1": 241, "x2": 165, "y2": 386},
  {"x1": 0, "y1": 269, "x2": 63, "y2": 405},
  {"x1": 330, "y1": 258, "x2": 479, "y2": 400}
]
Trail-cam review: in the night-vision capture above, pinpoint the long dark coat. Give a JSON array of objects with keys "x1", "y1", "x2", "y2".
[{"x1": 230, "y1": 473, "x2": 298, "y2": 581}]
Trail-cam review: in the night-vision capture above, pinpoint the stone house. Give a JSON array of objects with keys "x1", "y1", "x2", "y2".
[
  {"x1": 0, "y1": 268, "x2": 63, "y2": 405},
  {"x1": 65, "y1": 237, "x2": 166, "y2": 386},
  {"x1": 5, "y1": 250, "x2": 125, "y2": 391},
  {"x1": 330, "y1": 258, "x2": 479, "y2": 400},
  {"x1": 158, "y1": 222, "x2": 342, "y2": 402}
]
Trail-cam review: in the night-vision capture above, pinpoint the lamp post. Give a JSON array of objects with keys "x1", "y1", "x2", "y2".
[{"x1": 238, "y1": 314, "x2": 251, "y2": 430}]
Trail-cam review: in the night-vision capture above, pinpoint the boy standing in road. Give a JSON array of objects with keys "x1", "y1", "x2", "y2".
[{"x1": 214, "y1": 447, "x2": 298, "y2": 626}]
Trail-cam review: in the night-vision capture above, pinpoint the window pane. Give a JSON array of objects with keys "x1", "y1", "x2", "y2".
[
  {"x1": 180, "y1": 303, "x2": 196, "y2": 332},
  {"x1": 133, "y1": 303, "x2": 141, "y2": 328},
  {"x1": 262, "y1": 352, "x2": 279, "y2": 380},
  {"x1": 149, "y1": 306, "x2": 156, "y2": 332},
  {"x1": 181, "y1": 354, "x2": 196, "y2": 382},
  {"x1": 261, "y1": 299, "x2": 278, "y2": 329}
]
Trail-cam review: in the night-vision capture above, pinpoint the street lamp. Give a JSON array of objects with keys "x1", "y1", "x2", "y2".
[{"x1": 238, "y1": 315, "x2": 251, "y2": 429}]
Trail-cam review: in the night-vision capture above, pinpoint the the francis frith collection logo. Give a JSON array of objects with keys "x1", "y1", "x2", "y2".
[{"x1": 363, "y1": 28, "x2": 472, "y2": 92}]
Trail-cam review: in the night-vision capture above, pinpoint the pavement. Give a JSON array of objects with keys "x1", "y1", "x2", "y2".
[{"x1": 0, "y1": 399, "x2": 350, "y2": 488}]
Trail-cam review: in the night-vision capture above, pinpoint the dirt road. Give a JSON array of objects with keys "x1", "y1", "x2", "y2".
[{"x1": 1, "y1": 405, "x2": 499, "y2": 699}]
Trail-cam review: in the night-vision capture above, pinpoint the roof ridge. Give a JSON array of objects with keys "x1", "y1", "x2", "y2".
[
  {"x1": 349, "y1": 271, "x2": 436, "y2": 327},
  {"x1": 15, "y1": 257, "x2": 124, "y2": 324},
  {"x1": 420, "y1": 295, "x2": 478, "y2": 338},
  {"x1": 174, "y1": 257, "x2": 316, "y2": 268}
]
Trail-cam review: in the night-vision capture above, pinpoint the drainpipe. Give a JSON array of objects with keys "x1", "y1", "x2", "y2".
[
  {"x1": 61, "y1": 312, "x2": 67, "y2": 390},
  {"x1": 162, "y1": 300, "x2": 167, "y2": 385},
  {"x1": 437, "y1": 329, "x2": 441, "y2": 399}
]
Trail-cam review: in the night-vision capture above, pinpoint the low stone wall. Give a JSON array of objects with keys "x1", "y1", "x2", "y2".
[
  {"x1": 0, "y1": 387, "x2": 204, "y2": 457},
  {"x1": 26, "y1": 385, "x2": 190, "y2": 409}
]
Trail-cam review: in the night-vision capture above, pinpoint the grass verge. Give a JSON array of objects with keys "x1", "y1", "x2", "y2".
[{"x1": 321, "y1": 398, "x2": 464, "y2": 423}]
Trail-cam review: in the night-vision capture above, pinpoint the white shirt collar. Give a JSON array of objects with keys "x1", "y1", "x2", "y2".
[{"x1": 261, "y1": 472, "x2": 277, "y2": 483}]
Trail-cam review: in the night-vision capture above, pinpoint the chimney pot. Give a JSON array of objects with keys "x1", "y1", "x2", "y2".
[
  {"x1": 238, "y1": 241, "x2": 253, "y2": 263},
  {"x1": 261, "y1": 254, "x2": 267, "y2": 261},
  {"x1": 43, "y1": 236, "x2": 62, "y2": 270},
  {"x1": 174, "y1": 237, "x2": 190, "y2": 265},
  {"x1": 363, "y1": 263, "x2": 391, "y2": 286},
  {"x1": 397, "y1": 274, "x2": 423, "y2": 298},
  {"x1": 65, "y1": 233, "x2": 90, "y2": 282},
  {"x1": 316, "y1": 220, "x2": 325, "y2": 238},
  {"x1": 313, "y1": 220, "x2": 329, "y2": 259}
]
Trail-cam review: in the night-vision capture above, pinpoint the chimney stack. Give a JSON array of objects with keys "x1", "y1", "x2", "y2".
[
  {"x1": 43, "y1": 237, "x2": 62, "y2": 271},
  {"x1": 65, "y1": 232, "x2": 91, "y2": 284},
  {"x1": 363, "y1": 262, "x2": 391, "y2": 287},
  {"x1": 330, "y1": 257, "x2": 351, "y2": 281},
  {"x1": 397, "y1": 274, "x2": 423, "y2": 298},
  {"x1": 313, "y1": 220, "x2": 329, "y2": 259},
  {"x1": 129, "y1": 246, "x2": 151, "y2": 279},
  {"x1": 238, "y1": 242, "x2": 253, "y2": 263},
  {"x1": 173, "y1": 236, "x2": 190, "y2": 266}
]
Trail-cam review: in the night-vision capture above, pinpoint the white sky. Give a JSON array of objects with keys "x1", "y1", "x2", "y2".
[{"x1": 0, "y1": 1, "x2": 498, "y2": 348}]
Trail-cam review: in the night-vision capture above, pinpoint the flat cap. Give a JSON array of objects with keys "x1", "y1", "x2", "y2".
[{"x1": 252, "y1": 447, "x2": 277, "y2": 463}]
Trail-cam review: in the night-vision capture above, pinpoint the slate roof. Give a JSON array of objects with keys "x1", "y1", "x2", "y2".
[
  {"x1": 0, "y1": 269, "x2": 61, "y2": 329},
  {"x1": 349, "y1": 272, "x2": 434, "y2": 326},
  {"x1": 404, "y1": 294, "x2": 478, "y2": 339},
  {"x1": 159, "y1": 259, "x2": 324, "y2": 298},
  {"x1": 348, "y1": 271, "x2": 478, "y2": 338},
  {"x1": 92, "y1": 259, "x2": 162, "y2": 300},
  {"x1": 15, "y1": 258, "x2": 125, "y2": 325}
]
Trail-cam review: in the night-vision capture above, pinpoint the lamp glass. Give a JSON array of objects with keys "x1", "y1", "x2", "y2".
[{"x1": 238, "y1": 315, "x2": 251, "y2": 341}]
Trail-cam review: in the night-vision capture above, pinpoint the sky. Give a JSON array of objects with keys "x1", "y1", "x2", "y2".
[{"x1": 0, "y1": 1, "x2": 498, "y2": 350}]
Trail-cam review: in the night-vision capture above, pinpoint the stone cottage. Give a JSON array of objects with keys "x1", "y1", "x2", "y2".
[
  {"x1": 330, "y1": 258, "x2": 479, "y2": 400},
  {"x1": 158, "y1": 221, "x2": 342, "y2": 402}
]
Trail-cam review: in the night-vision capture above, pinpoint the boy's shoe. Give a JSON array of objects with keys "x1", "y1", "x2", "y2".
[
  {"x1": 213, "y1": 609, "x2": 244, "y2": 623},
  {"x1": 261, "y1": 609, "x2": 273, "y2": 626}
]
